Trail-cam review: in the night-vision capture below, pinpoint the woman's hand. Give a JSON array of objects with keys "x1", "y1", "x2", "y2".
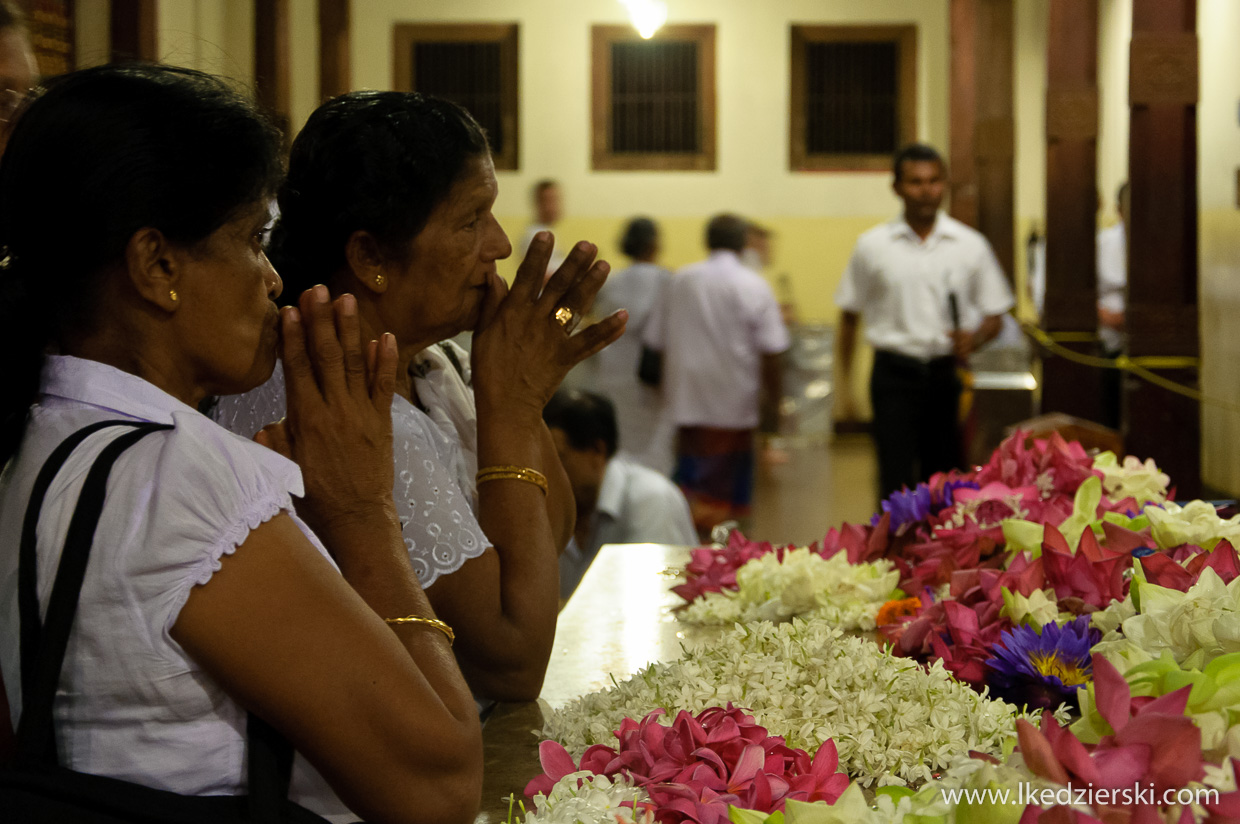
[
  {"x1": 266, "y1": 284, "x2": 399, "y2": 539},
  {"x1": 470, "y1": 232, "x2": 627, "y2": 418}
]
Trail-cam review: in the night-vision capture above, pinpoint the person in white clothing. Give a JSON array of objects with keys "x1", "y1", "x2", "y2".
[
  {"x1": 836, "y1": 143, "x2": 1014, "y2": 501},
  {"x1": 643, "y1": 214, "x2": 791, "y2": 538},
  {"x1": 543, "y1": 389, "x2": 697, "y2": 598},
  {"x1": 216, "y1": 92, "x2": 626, "y2": 705},
  {"x1": 1096, "y1": 181, "x2": 1129, "y2": 429},
  {"x1": 0, "y1": 64, "x2": 481, "y2": 823},
  {"x1": 572, "y1": 216, "x2": 676, "y2": 474}
]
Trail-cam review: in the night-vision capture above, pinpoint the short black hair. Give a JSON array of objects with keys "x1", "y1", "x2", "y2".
[
  {"x1": 532, "y1": 179, "x2": 559, "y2": 199},
  {"x1": 705, "y1": 213, "x2": 748, "y2": 252},
  {"x1": 620, "y1": 216, "x2": 658, "y2": 259},
  {"x1": 543, "y1": 389, "x2": 618, "y2": 457},
  {"x1": 270, "y1": 91, "x2": 490, "y2": 305},
  {"x1": 892, "y1": 143, "x2": 945, "y2": 182}
]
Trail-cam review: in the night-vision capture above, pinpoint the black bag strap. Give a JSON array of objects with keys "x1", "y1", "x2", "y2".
[
  {"x1": 17, "y1": 419, "x2": 138, "y2": 703},
  {"x1": 12, "y1": 420, "x2": 298, "y2": 819},
  {"x1": 16, "y1": 421, "x2": 174, "y2": 762}
]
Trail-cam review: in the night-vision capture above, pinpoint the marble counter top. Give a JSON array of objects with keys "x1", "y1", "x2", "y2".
[{"x1": 475, "y1": 543, "x2": 697, "y2": 823}]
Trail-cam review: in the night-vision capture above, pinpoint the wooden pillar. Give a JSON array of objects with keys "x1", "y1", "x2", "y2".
[
  {"x1": 110, "y1": 0, "x2": 157, "y2": 62},
  {"x1": 948, "y1": 0, "x2": 1015, "y2": 281},
  {"x1": 1040, "y1": 0, "x2": 1103, "y2": 423},
  {"x1": 255, "y1": 0, "x2": 291, "y2": 139},
  {"x1": 1125, "y1": 0, "x2": 1201, "y2": 496},
  {"x1": 318, "y1": 0, "x2": 350, "y2": 100}
]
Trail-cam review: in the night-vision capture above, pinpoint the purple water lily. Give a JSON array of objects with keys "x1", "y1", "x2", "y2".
[
  {"x1": 986, "y1": 615, "x2": 1100, "y2": 710},
  {"x1": 871, "y1": 479, "x2": 977, "y2": 534}
]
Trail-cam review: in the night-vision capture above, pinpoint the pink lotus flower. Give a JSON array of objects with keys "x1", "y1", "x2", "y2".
[
  {"x1": 1140, "y1": 541, "x2": 1240, "y2": 592},
  {"x1": 975, "y1": 431, "x2": 1101, "y2": 501},
  {"x1": 1040, "y1": 525, "x2": 1131, "y2": 613},
  {"x1": 525, "y1": 707, "x2": 849, "y2": 824}
]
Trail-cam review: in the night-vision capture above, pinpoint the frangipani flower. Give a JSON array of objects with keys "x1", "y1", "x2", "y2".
[{"x1": 986, "y1": 616, "x2": 1100, "y2": 710}]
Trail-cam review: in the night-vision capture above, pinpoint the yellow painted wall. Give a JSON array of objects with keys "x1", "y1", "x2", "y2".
[
  {"x1": 349, "y1": 0, "x2": 951, "y2": 327},
  {"x1": 1198, "y1": 0, "x2": 1240, "y2": 495}
]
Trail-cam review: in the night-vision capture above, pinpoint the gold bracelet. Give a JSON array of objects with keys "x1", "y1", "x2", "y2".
[
  {"x1": 384, "y1": 615, "x2": 455, "y2": 645},
  {"x1": 475, "y1": 465, "x2": 549, "y2": 496}
]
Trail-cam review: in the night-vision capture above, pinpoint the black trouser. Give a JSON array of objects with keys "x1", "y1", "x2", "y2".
[
  {"x1": 870, "y1": 350, "x2": 962, "y2": 501},
  {"x1": 1100, "y1": 346, "x2": 1122, "y2": 430}
]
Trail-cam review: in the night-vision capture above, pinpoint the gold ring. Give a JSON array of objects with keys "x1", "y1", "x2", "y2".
[{"x1": 554, "y1": 306, "x2": 574, "y2": 328}]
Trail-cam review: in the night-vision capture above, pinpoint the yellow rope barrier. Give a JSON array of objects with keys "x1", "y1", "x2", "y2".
[{"x1": 1020, "y1": 322, "x2": 1240, "y2": 415}]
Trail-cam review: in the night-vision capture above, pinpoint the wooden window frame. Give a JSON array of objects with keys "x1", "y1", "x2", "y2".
[
  {"x1": 392, "y1": 23, "x2": 520, "y2": 171},
  {"x1": 591, "y1": 24, "x2": 716, "y2": 172},
  {"x1": 789, "y1": 24, "x2": 917, "y2": 172}
]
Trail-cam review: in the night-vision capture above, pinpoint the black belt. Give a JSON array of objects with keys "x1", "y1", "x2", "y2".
[{"x1": 874, "y1": 350, "x2": 955, "y2": 371}]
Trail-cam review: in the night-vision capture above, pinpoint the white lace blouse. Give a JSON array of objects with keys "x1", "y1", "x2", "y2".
[
  {"x1": 0, "y1": 355, "x2": 355, "y2": 821},
  {"x1": 213, "y1": 350, "x2": 490, "y2": 589}
]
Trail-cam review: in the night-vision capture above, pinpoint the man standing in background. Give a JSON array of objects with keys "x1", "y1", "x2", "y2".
[
  {"x1": 835, "y1": 143, "x2": 1013, "y2": 502},
  {"x1": 518, "y1": 178, "x2": 566, "y2": 277},
  {"x1": 643, "y1": 214, "x2": 790, "y2": 539},
  {"x1": 1096, "y1": 181, "x2": 1129, "y2": 429}
]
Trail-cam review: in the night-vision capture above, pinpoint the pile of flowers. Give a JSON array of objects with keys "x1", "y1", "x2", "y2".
[
  {"x1": 518, "y1": 430, "x2": 1240, "y2": 823},
  {"x1": 526, "y1": 706, "x2": 849, "y2": 824},
  {"x1": 536, "y1": 619, "x2": 1049, "y2": 787},
  {"x1": 677, "y1": 548, "x2": 899, "y2": 630}
]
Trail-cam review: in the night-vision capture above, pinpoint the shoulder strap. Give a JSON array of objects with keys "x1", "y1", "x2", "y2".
[
  {"x1": 13, "y1": 419, "x2": 299, "y2": 817},
  {"x1": 18, "y1": 420, "x2": 155, "y2": 702},
  {"x1": 16, "y1": 421, "x2": 173, "y2": 763}
]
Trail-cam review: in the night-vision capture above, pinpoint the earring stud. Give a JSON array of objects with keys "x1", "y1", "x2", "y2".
[
  {"x1": 375, "y1": 274, "x2": 385, "y2": 289},
  {"x1": 169, "y1": 289, "x2": 178, "y2": 303}
]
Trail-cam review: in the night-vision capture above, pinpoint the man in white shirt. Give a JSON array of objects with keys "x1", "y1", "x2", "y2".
[
  {"x1": 517, "y1": 179, "x2": 566, "y2": 277},
  {"x1": 835, "y1": 144, "x2": 1014, "y2": 501},
  {"x1": 544, "y1": 389, "x2": 697, "y2": 599},
  {"x1": 1096, "y1": 181, "x2": 1128, "y2": 429},
  {"x1": 643, "y1": 214, "x2": 791, "y2": 537}
]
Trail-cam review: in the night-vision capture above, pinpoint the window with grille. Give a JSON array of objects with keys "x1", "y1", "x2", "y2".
[
  {"x1": 790, "y1": 25, "x2": 917, "y2": 171},
  {"x1": 393, "y1": 24, "x2": 519, "y2": 171},
  {"x1": 26, "y1": 0, "x2": 75, "y2": 77},
  {"x1": 592, "y1": 25, "x2": 715, "y2": 171}
]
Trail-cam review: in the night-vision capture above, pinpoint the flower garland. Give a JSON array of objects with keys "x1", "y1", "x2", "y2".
[
  {"x1": 538, "y1": 619, "x2": 1052, "y2": 787},
  {"x1": 676, "y1": 548, "x2": 899, "y2": 630}
]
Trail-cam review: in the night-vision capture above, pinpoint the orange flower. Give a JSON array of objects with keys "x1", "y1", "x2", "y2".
[{"x1": 876, "y1": 596, "x2": 922, "y2": 626}]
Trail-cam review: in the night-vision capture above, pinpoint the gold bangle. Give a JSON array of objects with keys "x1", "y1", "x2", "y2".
[
  {"x1": 384, "y1": 615, "x2": 455, "y2": 645},
  {"x1": 475, "y1": 465, "x2": 549, "y2": 496}
]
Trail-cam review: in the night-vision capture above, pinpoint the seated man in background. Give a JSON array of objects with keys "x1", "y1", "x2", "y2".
[{"x1": 544, "y1": 389, "x2": 697, "y2": 599}]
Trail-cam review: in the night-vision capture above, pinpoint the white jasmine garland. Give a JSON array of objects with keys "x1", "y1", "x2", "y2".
[
  {"x1": 677, "y1": 548, "x2": 899, "y2": 629},
  {"x1": 538, "y1": 619, "x2": 1050, "y2": 787},
  {"x1": 521, "y1": 771, "x2": 650, "y2": 824}
]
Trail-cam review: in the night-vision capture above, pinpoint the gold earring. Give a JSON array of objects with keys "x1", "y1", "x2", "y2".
[
  {"x1": 169, "y1": 289, "x2": 178, "y2": 303},
  {"x1": 374, "y1": 274, "x2": 385, "y2": 289}
]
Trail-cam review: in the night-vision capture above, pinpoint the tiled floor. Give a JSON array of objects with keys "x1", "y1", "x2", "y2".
[{"x1": 748, "y1": 434, "x2": 880, "y2": 547}]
